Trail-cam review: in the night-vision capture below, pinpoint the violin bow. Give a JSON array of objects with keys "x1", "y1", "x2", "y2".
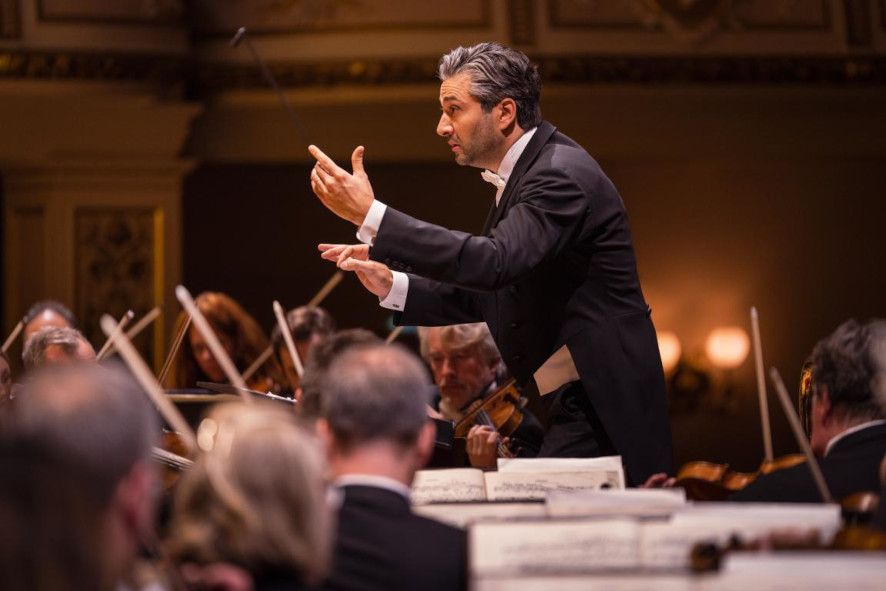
[
  {"x1": 1, "y1": 319, "x2": 23, "y2": 354},
  {"x1": 769, "y1": 367, "x2": 834, "y2": 503},
  {"x1": 175, "y1": 286, "x2": 252, "y2": 403},
  {"x1": 96, "y1": 310, "x2": 135, "y2": 361},
  {"x1": 242, "y1": 271, "x2": 343, "y2": 382},
  {"x1": 750, "y1": 307, "x2": 774, "y2": 463},
  {"x1": 100, "y1": 314, "x2": 197, "y2": 455},
  {"x1": 385, "y1": 325, "x2": 404, "y2": 345},
  {"x1": 158, "y1": 315, "x2": 191, "y2": 385},
  {"x1": 100, "y1": 306, "x2": 162, "y2": 361},
  {"x1": 273, "y1": 300, "x2": 304, "y2": 378}
]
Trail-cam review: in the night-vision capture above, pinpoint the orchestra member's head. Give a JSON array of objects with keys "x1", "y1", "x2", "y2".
[
  {"x1": 0, "y1": 363, "x2": 158, "y2": 591},
  {"x1": 418, "y1": 323, "x2": 502, "y2": 418},
  {"x1": 436, "y1": 43, "x2": 541, "y2": 170},
  {"x1": 299, "y1": 328, "x2": 380, "y2": 422},
  {"x1": 808, "y1": 318, "x2": 886, "y2": 455},
  {"x1": 22, "y1": 326, "x2": 96, "y2": 372},
  {"x1": 270, "y1": 306, "x2": 335, "y2": 392},
  {"x1": 317, "y1": 344, "x2": 435, "y2": 484},
  {"x1": 0, "y1": 351, "x2": 12, "y2": 404},
  {"x1": 167, "y1": 402, "x2": 329, "y2": 589},
  {"x1": 167, "y1": 292, "x2": 283, "y2": 390},
  {"x1": 22, "y1": 299, "x2": 77, "y2": 341}
]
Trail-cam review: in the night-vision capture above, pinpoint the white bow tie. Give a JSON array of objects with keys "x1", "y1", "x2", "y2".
[{"x1": 481, "y1": 170, "x2": 506, "y2": 190}]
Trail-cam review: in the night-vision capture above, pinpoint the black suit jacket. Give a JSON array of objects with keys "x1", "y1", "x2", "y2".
[
  {"x1": 731, "y1": 422, "x2": 886, "y2": 503},
  {"x1": 323, "y1": 485, "x2": 467, "y2": 591},
  {"x1": 370, "y1": 121, "x2": 672, "y2": 484}
]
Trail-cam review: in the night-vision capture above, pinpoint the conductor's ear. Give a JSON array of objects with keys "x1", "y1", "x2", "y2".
[{"x1": 497, "y1": 98, "x2": 518, "y2": 130}]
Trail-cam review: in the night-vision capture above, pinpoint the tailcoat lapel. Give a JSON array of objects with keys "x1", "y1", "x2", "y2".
[{"x1": 482, "y1": 121, "x2": 557, "y2": 235}]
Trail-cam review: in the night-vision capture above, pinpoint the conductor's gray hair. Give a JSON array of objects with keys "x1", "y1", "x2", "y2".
[{"x1": 438, "y1": 42, "x2": 542, "y2": 129}]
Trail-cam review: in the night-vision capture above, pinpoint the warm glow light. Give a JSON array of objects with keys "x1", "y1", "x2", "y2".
[
  {"x1": 705, "y1": 327, "x2": 750, "y2": 369},
  {"x1": 656, "y1": 330, "x2": 682, "y2": 373}
]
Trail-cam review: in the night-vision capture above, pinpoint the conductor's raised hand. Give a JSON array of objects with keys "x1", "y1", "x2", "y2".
[{"x1": 309, "y1": 145, "x2": 375, "y2": 226}]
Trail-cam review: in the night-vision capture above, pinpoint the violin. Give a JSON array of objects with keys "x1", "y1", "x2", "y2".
[
  {"x1": 675, "y1": 454, "x2": 807, "y2": 501},
  {"x1": 453, "y1": 379, "x2": 524, "y2": 458},
  {"x1": 674, "y1": 308, "x2": 809, "y2": 500}
]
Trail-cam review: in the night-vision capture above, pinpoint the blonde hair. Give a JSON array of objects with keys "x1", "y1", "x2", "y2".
[{"x1": 167, "y1": 403, "x2": 330, "y2": 584}]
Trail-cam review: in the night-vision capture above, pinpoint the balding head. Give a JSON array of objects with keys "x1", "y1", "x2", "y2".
[
  {"x1": 320, "y1": 344, "x2": 431, "y2": 450},
  {"x1": 22, "y1": 326, "x2": 95, "y2": 372}
]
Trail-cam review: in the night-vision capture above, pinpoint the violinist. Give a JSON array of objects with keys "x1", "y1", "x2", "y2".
[
  {"x1": 165, "y1": 292, "x2": 285, "y2": 393},
  {"x1": 732, "y1": 319, "x2": 886, "y2": 503},
  {"x1": 419, "y1": 323, "x2": 543, "y2": 469},
  {"x1": 270, "y1": 305, "x2": 335, "y2": 394}
]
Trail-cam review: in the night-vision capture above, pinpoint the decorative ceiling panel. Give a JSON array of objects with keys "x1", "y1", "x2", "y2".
[
  {"x1": 37, "y1": 0, "x2": 184, "y2": 26},
  {"x1": 190, "y1": 0, "x2": 491, "y2": 37},
  {"x1": 734, "y1": 0, "x2": 830, "y2": 30},
  {"x1": 0, "y1": 0, "x2": 21, "y2": 39}
]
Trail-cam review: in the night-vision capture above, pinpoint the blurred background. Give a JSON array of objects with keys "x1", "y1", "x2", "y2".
[{"x1": 2, "y1": 0, "x2": 885, "y2": 470}]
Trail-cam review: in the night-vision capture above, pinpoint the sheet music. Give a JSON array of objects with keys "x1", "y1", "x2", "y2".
[
  {"x1": 474, "y1": 575, "x2": 693, "y2": 591},
  {"x1": 497, "y1": 456, "x2": 625, "y2": 489},
  {"x1": 671, "y1": 502, "x2": 842, "y2": 544},
  {"x1": 413, "y1": 502, "x2": 546, "y2": 528},
  {"x1": 484, "y1": 470, "x2": 622, "y2": 501},
  {"x1": 704, "y1": 552, "x2": 886, "y2": 591},
  {"x1": 411, "y1": 468, "x2": 486, "y2": 505},
  {"x1": 547, "y1": 488, "x2": 687, "y2": 518},
  {"x1": 639, "y1": 522, "x2": 727, "y2": 569},
  {"x1": 470, "y1": 519, "x2": 640, "y2": 575}
]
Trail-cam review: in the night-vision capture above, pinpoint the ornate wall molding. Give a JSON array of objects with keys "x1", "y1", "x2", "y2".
[
  {"x1": 0, "y1": 0, "x2": 21, "y2": 39},
  {"x1": 1, "y1": 49, "x2": 884, "y2": 89},
  {"x1": 0, "y1": 50, "x2": 187, "y2": 86}
]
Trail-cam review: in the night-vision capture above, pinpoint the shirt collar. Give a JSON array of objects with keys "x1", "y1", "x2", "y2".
[
  {"x1": 491, "y1": 126, "x2": 537, "y2": 185},
  {"x1": 824, "y1": 419, "x2": 886, "y2": 457},
  {"x1": 333, "y1": 474, "x2": 412, "y2": 501}
]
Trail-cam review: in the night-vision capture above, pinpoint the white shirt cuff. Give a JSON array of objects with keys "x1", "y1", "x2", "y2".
[
  {"x1": 356, "y1": 199, "x2": 387, "y2": 245},
  {"x1": 380, "y1": 271, "x2": 409, "y2": 311}
]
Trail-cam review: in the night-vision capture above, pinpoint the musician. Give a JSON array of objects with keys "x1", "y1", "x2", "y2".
[
  {"x1": 21, "y1": 326, "x2": 96, "y2": 371},
  {"x1": 166, "y1": 292, "x2": 284, "y2": 392},
  {"x1": 0, "y1": 363, "x2": 159, "y2": 591},
  {"x1": 309, "y1": 42, "x2": 671, "y2": 484},
  {"x1": 22, "y1": 299, "x2": 77, "y2": 341},
  {"x1": 0, "y1": 351, "x2": 12, "y2": 404},
  {"x1": 167, "y1": 403, "x2": 330, "y2": 590},
  {"x1": 271, "y1": 305, "x2": 335, "y2": 393},
  {"x1": 318, "y1": 344, "x2": 467, "y2": 591},
  {"x1": 732, "y1": 319, "x2": 886, "y2": 503},
  {"x1": 299, "y1": 328, "x2": 381, "y2": 421},
  {"x1": 419, "y1": 323, "x2": 543, "y2": 469}
]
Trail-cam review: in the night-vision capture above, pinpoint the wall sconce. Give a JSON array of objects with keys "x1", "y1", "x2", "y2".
[
  {"x1": 705, "y1": 326, "x2": 750, "y2": 370},
  {"x1": 658, "y1": 326, "x2": 750, "y2": 415},
  {"x1": 656, "y1": 330, "x2": 682, "y2": 374}
]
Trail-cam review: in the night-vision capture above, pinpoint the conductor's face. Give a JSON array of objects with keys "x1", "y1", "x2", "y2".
[{"x1": 437, "y1": 71, "x2": 501, "y2": 170}]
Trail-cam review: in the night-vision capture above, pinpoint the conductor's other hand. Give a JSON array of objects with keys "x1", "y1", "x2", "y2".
[
  {"x1": 331, "y1": 255, "x2": 393, "y2": 300},
  {"x1": 309, "y1": 144, "x2": 375, "y2": 226},
  {"x1": 318, "y1": 243, "x2": 370, "y2": 266}
]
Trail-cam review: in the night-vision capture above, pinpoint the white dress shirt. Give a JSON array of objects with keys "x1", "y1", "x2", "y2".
[{"x1": 356, "y1": 127, "x2": 538, "y2": 311}]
